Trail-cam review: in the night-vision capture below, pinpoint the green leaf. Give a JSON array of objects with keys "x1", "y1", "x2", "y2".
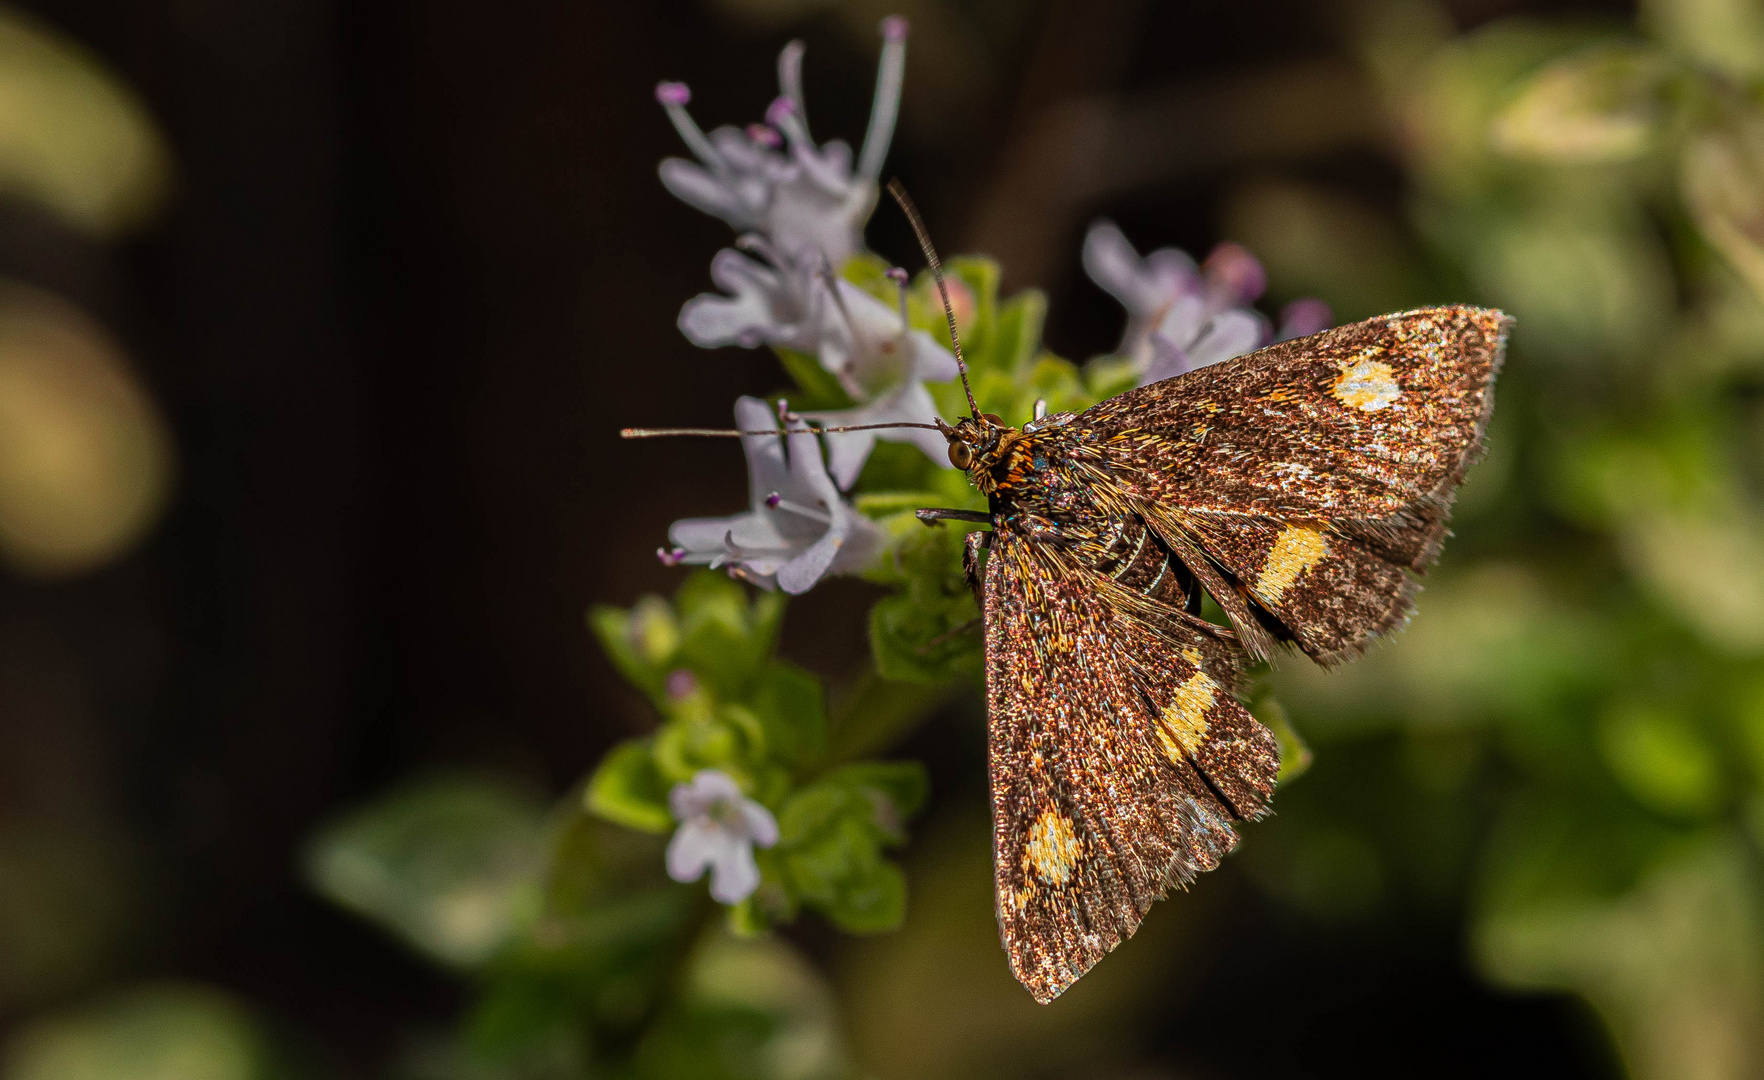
[
  {"x1": 771, "y1": 347, "x2": 854, "y2": 411},
  {"x1": 303, "y1": 773, "x2": 549, "y2": 969},
  {"x1": 993, "y1": 289, "x2": 1048, "y2": 376},
  {"x1": 588, "y1": 597, "x2": 676, "y2": 699},
  {"x1": 826, "y1": 760, "x2": 931, "y2": 823},
  {"x1": 1256, "y1": 697, "x2": 1315, "y2": 784},
  {"x1": 852, "y1": 440, "x2": 941, "y2": 494},
  {"x1": 869, "y1": 592, "x2": 981, "y2": 684},
  {"x1": 821, "y1": 859, "x2": 907, "y2": 933},
  {"x1": 585, "y1": 739, "x2": 673, "y2": 834},
  {"x1": 652, "y1": 713, "x2": 747, "y2": 788},
  {"x1": 675, "y1": 571, "x2": 783, "y2": 698},
  {"x1": 749, "y1": 660, "x2": 828, "y2": 769},
  {"x1": 1490, "y1": 44, "x2": 1672, "y2": 163}
]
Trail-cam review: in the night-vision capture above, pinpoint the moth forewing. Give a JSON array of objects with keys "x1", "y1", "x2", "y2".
[{"x1": 963, "y1": 305, "x2": 1506, "y2": 1003}]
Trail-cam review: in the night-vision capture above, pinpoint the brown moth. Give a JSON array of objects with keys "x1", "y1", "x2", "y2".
[
  {"x1": 627, "y1": 183, "x2": 1508, "y2": 1005},
  {"x1": 918, "y1": 303, "x2": 1507, "y2": 1003}
]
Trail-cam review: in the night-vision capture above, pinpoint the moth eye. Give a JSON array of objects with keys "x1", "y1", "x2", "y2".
[{"x1": 949, "y1": 442, "x2": 974, "y2": 469}]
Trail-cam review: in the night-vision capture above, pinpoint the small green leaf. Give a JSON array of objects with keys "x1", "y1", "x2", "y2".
[
  {"x1": 653, "y1": 714, "x2": 747, "y2": 788},
  {"x1": 822, "y1": 859, "x2": 907, "y2": 933},
  {"x1": 772, "y1": 347, "x2": 854, "y2": 410},
  {"x1": 993, "y1": 288, "x2": 1049, "y2": 376},
  {"x1": 588, "y1": 599, "x2": 672, "y2": 698},
  {"x1": 586, "y1": 739, "x2": 673, "y2": 834},
  {"x1": 1257, "y1": 697, "x2": 1315, "y2": 783},
  {"x1": 675, "y1": 571, "x2": 781, "y2": 698}
]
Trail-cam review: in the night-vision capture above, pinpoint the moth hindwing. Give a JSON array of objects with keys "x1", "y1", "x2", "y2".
[{"x1": 936, "y1": 305, "x2": 1507, "y2": 1002}]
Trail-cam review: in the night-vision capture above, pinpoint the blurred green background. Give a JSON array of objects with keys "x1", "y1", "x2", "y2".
[{"x1": 2, "y1": 0, "x2": 1763, "y2": 1076}]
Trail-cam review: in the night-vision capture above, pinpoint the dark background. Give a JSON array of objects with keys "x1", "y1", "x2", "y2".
[{"x1": 0, "y1": 0, "x2": 1632, "y2": 1074}]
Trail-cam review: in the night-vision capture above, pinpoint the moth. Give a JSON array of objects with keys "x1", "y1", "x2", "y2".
[
  {"x1": 898, "y1": 193, "x2": 1505, "y2": 1003},
  {"x1": 627, "y1": 185, "x2": 1507, "y2": 1005}
]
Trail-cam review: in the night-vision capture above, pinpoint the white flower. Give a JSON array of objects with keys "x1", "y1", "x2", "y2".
[
  {"x1": 665, "y1": 770, "x2": 780, "y2": 904},
  {"x1": 679, "y1": 247, "x2": 957, "y2": 488},
  {"x1": 654, "y1": 17, "x2": 908, "y2": 266},
  {"x1": 1083, "y1": 221, "x2": 1286, "y2": 386},
  {"x1": 659, "y1": 397, "x2": 884, "y2": 592}
]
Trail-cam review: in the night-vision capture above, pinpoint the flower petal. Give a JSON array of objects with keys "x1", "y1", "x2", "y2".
[
  {"x1": 1140, "y1": 333, "x2": 1191, "y2": 385},
  {"x1": 665, "y1": 820, "x2": 719, "y2": 884},
  {"x1": 707, "y1": 835, "x2": 762, "y2": 903},
  {"x1": 742, "y1": 800, "x2": 780, "y2": 848},
  {"x1": 736, "y1": 396, "x2": 794, "y2": 506},
  {"x1": 776, "y1": 523, "x2": 843, "y2": 594},
  {"x1": 678, "y1": 292, "x2": 773, "y2": 348},
  {"x1": 690, "y1": 769, "x2": 744, "y2": 803},
  {"x1": 1187, "y1": 308, "x2": 1269, "y2": 370},
  {"x1": 658, "y1": 158, "x2": 750, "y2": 228},
  {"x1": 1082, "y1": 220, "x2": 1147, "y2": 306},
  {"x1": 818, "y1": 429, "x2": 877, "y2": 489}
]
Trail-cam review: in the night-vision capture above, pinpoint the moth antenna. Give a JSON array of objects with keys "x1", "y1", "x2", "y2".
[
  {"x1": 886, "y1": 179, "x2": 979, "y2": 419},
  {"x1": 622, "y1": 421, "x2": 944, "y2": 439}
]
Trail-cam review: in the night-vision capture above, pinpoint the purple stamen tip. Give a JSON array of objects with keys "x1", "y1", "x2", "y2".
[
  {"x1": 885, "y1": 267, "x2": 910, "y2": 284},
  {"x1": 765, "y1": 96, "x2": 797, "y2": 127},
  {"x1": 745, "y1": 123, "x2": 783, "y2": 149},
  {"x1": 880, "y1": 15, "x2": 909, "y2": 40},
  {"x1": 765, "y1": 492, "x2": 783, "y2": 509},
  {"x1": 656, "y1": 546, "x2": 686, "y2": 566},
  {"x1": 655, "y1": 81, "x2": 691, "y2": 107},
  {"x1": 775, "y1": 398, "x2": 790, "y2": 420}
]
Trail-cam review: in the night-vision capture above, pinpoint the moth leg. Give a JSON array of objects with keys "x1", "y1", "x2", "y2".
[
  {"x1": 962, "y1": 529, "x2": 992, "y2": 608},
  {"x1": 916, "y1": 507, "x2": 993, "y2": 526},
  {"x1": 915, "y1": 616, "x2": 981, "y2": 653}
]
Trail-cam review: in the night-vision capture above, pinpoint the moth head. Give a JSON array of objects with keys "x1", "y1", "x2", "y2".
[{"x1": 938, "y1": 413, "x2": 1005, "y2": 471}]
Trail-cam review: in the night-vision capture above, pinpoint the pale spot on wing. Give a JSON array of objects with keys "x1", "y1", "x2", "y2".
[
  {"x1": 1332, "y1": 358, "x2": 1402, "y2": 411},
  {"x1": 1024, "y1": 809, "x2": 1081, "y2": 884},
  {"x1": 1256, "y1": 526, "x2": 1328, "y2": 601},
  {"x1": 1157, "y1": 672, "x2": 1217, "y2": 761}
]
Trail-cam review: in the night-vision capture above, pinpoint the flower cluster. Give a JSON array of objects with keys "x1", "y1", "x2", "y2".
[
  {"x1": 660, "y1": 18, "x2": 956, "y2": 508},
  {"x1": 588, "y1": 572, "x2": 927, "y2": 925},
  {"x1": 1082, "y1": 221, "x2": 1332, "y2": 385}
]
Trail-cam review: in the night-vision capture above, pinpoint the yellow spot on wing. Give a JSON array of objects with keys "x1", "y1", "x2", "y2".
[
  {"x1": 1333, "y1": 359, "x2": 1401, "y2": 411},
  {"x1": 1256, "y1": 526, "x2": 1328, "y2": 601},
  {"x1": 1157, "y1": 672, "x2": 1217, "y2": 761},
  {"x1": 1024, "y1": 809, "x2": 1081, "y2": 884}
]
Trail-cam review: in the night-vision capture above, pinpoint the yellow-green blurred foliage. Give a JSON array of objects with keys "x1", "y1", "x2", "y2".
[
  {"x1": 1232, "y1": 1, "x2": 1764, "y2": 1078},
  {"x1": 0, "y1": 3, "x2": 173, "y2": 579}
]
